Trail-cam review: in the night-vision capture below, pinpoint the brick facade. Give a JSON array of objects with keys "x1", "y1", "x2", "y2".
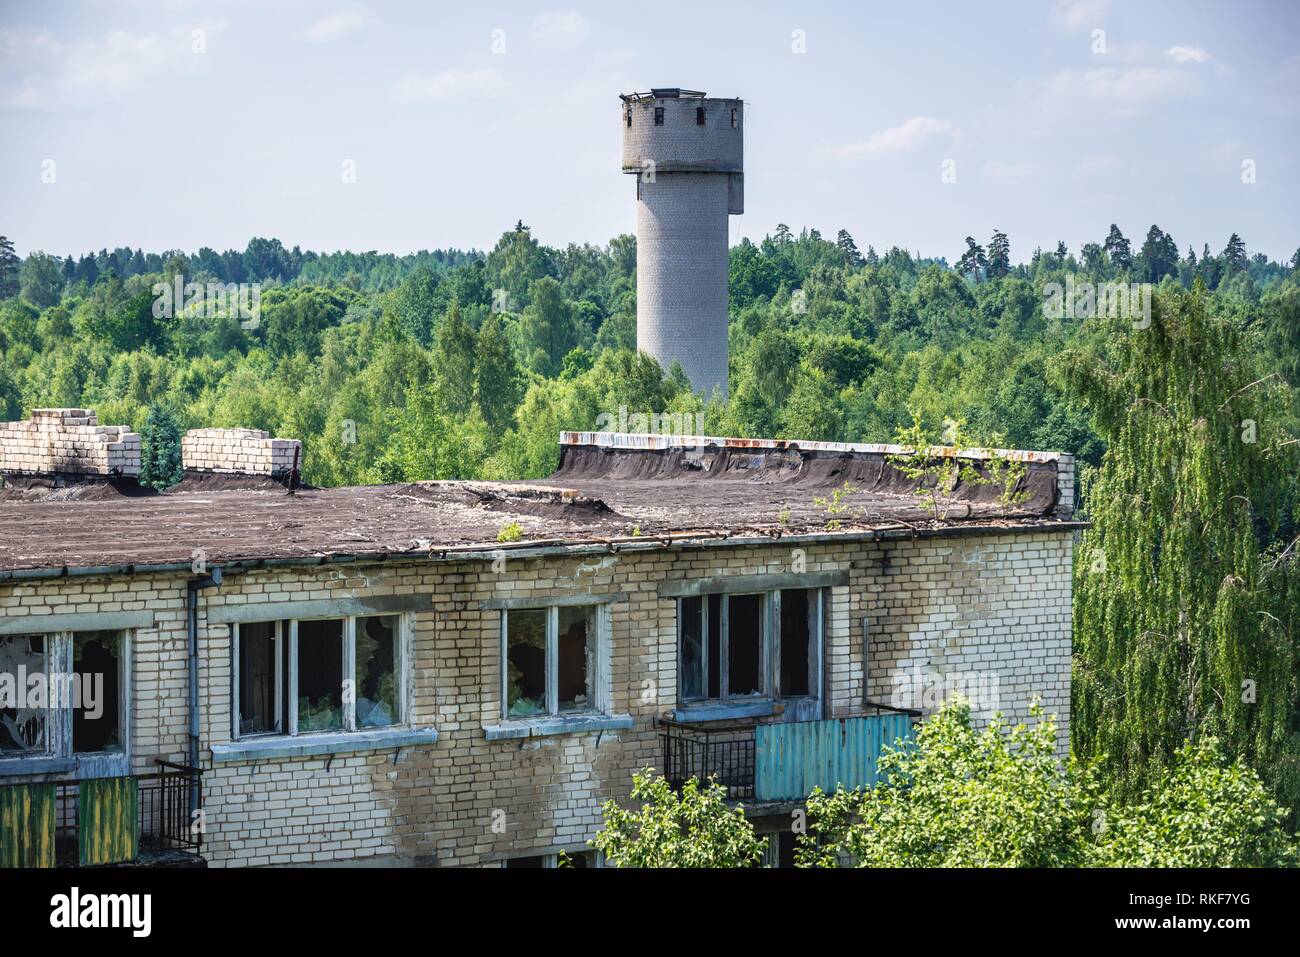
[{"x1": 0, "y1": 528, "x2": 1072, "y2": 867}]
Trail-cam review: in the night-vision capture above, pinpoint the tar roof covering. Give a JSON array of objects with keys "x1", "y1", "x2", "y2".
[{"x1": 0, "y1": 434, "x2": 1076, "y2": 575}]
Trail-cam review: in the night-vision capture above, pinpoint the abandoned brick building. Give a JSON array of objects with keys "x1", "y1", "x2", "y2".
[{"x1": 0, "y1": 408, "x2": 1079, "y2": 867}]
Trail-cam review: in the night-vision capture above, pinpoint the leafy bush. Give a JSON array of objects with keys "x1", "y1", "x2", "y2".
[
  {"x1": 797, "y1": 697, "x2": 1297, "y2": 868},
  {"x1": 591, "y1": 769, "x2": 766, "y2": 868}
]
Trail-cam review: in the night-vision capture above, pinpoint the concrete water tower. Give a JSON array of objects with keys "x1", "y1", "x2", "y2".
[{"x1": 620, "y1": 88, "x2": 743, "y2": 399}]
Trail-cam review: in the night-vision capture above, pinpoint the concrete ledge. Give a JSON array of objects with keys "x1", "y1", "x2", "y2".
[
  {"x1": 482, "y1": 713, "x2": 634, "y2": 741},
  {"x1": 210, "y1": 726, "x2": 439, "y2": 763},
  {"x1": 670, "y1": 700, "x2": 777, "y2": 723},
  {"x1": 659, "y1": 570, "x2": 847, "y2": 598},
  {"x1": 0, "y1": 610, "x2": 155, "y2": 636}
]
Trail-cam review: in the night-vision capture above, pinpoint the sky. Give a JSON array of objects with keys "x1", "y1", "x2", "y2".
[{"x1": 1, "y1": 0, "x2": 1297, "y2": 264}]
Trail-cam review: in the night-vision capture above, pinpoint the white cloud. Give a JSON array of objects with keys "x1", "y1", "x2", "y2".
[
  {"x1": 528, "y1": 11, "x2": 589, "y2": 53},
  {"x1": 1033, "y1": 67, "x2": 1192, "y2": 114},
  {"x1": 1051, "y1": 0, "x2": 1111, "y2": 33},
  {"x1": 302, "y1": 8, "x2": 371, "y2": 44},
  {"x1": 832, "y1": 116, "x2": 959, "y2": 159},
  {"x1": 0, "y1": 26, "x2": 194, "y2": 110},
  {"x1": 1166, "y1": 44, "x2": 1213, "y2": 64},
  {"x1": 392, "y1": 68, "x2": 511, "y2": 103}
]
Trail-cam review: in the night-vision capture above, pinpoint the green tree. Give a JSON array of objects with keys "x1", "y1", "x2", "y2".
[
  {"x1": 138, "y1": 403, "x2": 184, "y2": 491},
  {"x1": 590, "y1": 769, "x2": 766, "y2": 868},
  {"x1": 797, "y1": 699, "x2": 1092, "y2": 868},
  {"x1": 1064, "y1": 284, "x2": 1300, "y2": 810},
  {"x1": 19, "y1": 252, "x2": 66, "y2": 309},
  {"x1": 986, "y1": 230, "x2": 1011, "y2": 279},
  {"x1": 0, "y1": 236, "x2": 20, "y2": 299},
  {"x1": 433, "y1": 300, "x2": 476, "y2": 415},
  {"x1": 474, "y1": 313, "x2": 522, "y2": 432},
  {"x1": 1104, "y1": 223, "x2": 1133, "y2": 271},
  {"x1": 517, "y1": 276, "x2": 577, "y2": 377},
  {"x1": 1091, "y1": 736, "x2": 1298, "y2": 867}
]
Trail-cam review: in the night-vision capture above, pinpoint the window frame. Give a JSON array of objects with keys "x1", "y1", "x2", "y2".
[
  {"x1": 231, "y1": 613, "x2": 409, "y2": 742},
  {"x1": 677, "y1": 589, "x2": 823, "y2": 708},
  {"x1": 0, "y1": 629, "x2": 131, "y2": 779},
  {"x1": 499, "y1": 603, "x2": 610, "y2": 722}
]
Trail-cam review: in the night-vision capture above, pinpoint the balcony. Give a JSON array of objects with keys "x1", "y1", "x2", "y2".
[
  {"x1": 659, "y1": 704, "x2": 918, "y2": 804},
  {"x1": 0, "y1": 760, "x2": 204, "y2": 867}
]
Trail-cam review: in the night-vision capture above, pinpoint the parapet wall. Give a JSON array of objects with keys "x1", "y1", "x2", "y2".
[
  {"x1": 182, "y1": 428, "x2": 300, "y2": 477},
  {"x1": 559, "y1": 431, "x2": 1078, "y2": 519},
  {"x1": 0, "y1": 409, "x2": 140, "y2": 477}
]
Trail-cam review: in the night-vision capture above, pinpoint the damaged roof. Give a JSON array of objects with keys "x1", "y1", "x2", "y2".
[{"x1": 0, "y1": 432, "x2": 1081, "y2": 577}]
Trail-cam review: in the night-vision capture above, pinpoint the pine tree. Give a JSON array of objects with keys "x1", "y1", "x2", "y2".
[
  {"x1": 835, "y1": 229, "x2": 865, "y2": 268},
  {"x1": 956, "y1": 237, "x2": 987, "y2": 281},
  {"x1": 138, "y1": 404, "x2": 184, "y2": 491},
  {"x1": 1066, "y1": 283, "x2": 1300, "y2": 812},
  {"x1": 0, "y1": 236, "x2": 19, "y2": 299},
  {"x1": 1104, "y1": 224, "x2": 1132, "y2": 271},
  {"x1": 987, "y1": 230, "x2": 1011, "y2": 278}
]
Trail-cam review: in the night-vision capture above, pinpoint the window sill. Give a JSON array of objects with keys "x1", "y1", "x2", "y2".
[
  {"x1": 210, "y1": 726, "x2": 439, "y2": 763},
  {"x1": 0, "y1": 755, "x2": 76, "y2": 777},
  {"x1": 483, "y1": 713, "x2": 634, "y2": 741},
  {"x1": 670, "y1": 700, "x2": 778, "y2": 723}
]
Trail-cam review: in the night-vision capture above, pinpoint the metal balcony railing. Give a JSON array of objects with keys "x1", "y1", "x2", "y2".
[{"x1": 660, "y1": 702, "x2": 919, "y2": 804}]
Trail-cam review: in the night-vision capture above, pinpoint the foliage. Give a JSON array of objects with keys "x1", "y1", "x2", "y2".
[
  {"x1": 1089, "y1": 736, "x2": 1298, "y2": 867},
  {"x1": 137, "y1": 403, "x2": 183, "y2": 491},
  {"x1": 497, "y1": 521, "x2": 523, "y2": 543},
  {"x1": 590, "y1": 769, "x2": 766, "y2": 868},
  {"x1": 796, "y1": 697, "x2": 1298, "y2": 868},
  {"x1": 1064, "y1": 284, "x2": 1300, "y2": 814},
  {"x1": 797, "y1": 698, "x2": 1094, "y2": 867}
]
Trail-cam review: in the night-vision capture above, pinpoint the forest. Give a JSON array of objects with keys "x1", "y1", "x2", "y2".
[
  {"x1": 1, "y1": 223, "x2": 1295, "y2": 494},
  {"x1": 3, "y1": 221, "x2": 1300, "y2": 823}
]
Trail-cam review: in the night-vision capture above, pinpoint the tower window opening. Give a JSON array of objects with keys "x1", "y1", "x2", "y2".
[
  {"x1": 625, "y1": 111, "x2": 632, "y2": 127},
  {"x1": 696, "y1": 107, "x2": 705, "y2": 125},
  {"x1": 730, "y1": 108, "x2": 737, "y2": 128},
  {"x1": 654, "y1": 107, "x2": 664, "y2": 126}
]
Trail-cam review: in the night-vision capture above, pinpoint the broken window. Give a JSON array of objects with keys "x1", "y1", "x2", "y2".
[
  {"x1": 677, "y1": 593, "x2": 766, "y2": 701},
  {"x1": 0, "y1": 635, "x2": 46, "y2": 753},
  {"x1": 506, "y1": 609, "x2": 548, "y2": 717},
  {"x1": 730, "y1": 108, "x2": 737, "y2": 128},
  {"x1": 355, "y1": 616, "x2": 399, "y2": 728},
  {"x1": 654, "y1": 106, "x2": 664, "y2": 125},
  {"x1": 679, "y1": 597, "x2": 705, "y2": 700},
  {"x1": 557, "y1": 605, "x2": 595, "y2": 712},
  {"x1": 625, "y1": 110, "x2": 632, "y2": 127},
  {"x1": 696, "y1": 106, "x2": 706, "y2": 125},
  {"x1": 676, "y1": 589, "x2": 824, "y2": 707},
  {"x1": 234, "y1": 614, "x2": 407, "y2": 739},
  {"x1": 727, "y1": 594, "x2": 763, "y2": 696},
  {"x1": 238, "y1": 621, "x2": 281, "y2": 735},
  {"x1": 296, "y1": 619, "x2": 344, "y2": 732},
  {"x1": 72, "y1": 631, "x2": 121, "y2": 753},
  {"x1": 503, "y1": 604, "x2": 605, "y2": 720},
  {"x1": 779, "y1": 589, "x2": 811, "y2": 697}
]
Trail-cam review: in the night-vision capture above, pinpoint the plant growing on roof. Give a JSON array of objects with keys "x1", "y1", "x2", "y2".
[
  {"x1": 497, "y1": 521, "x2": 523, "y2": 543},
  {"x1": 812, "y1": 482, "x2": 861, "y2": 530},
  {"x1": 982, "y1": 434, "x2": 1031, "y2": 517},
  {"x1": 888, "y1": 411, "x2": 989, "y2": 521}
]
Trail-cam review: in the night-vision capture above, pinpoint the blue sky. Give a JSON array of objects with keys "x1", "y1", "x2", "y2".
[{"x1": 2, "y1": 0, "x2": 1297, "y2": 262}]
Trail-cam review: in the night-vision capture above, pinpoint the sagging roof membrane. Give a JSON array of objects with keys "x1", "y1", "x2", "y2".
[{"x1": 0, "y1": 433, "x2": 1077, "y2": 576}]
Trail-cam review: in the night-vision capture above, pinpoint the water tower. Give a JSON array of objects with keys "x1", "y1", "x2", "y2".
[{"x1": 620, "y1": 88, "x2": 743, "y2": 399}]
